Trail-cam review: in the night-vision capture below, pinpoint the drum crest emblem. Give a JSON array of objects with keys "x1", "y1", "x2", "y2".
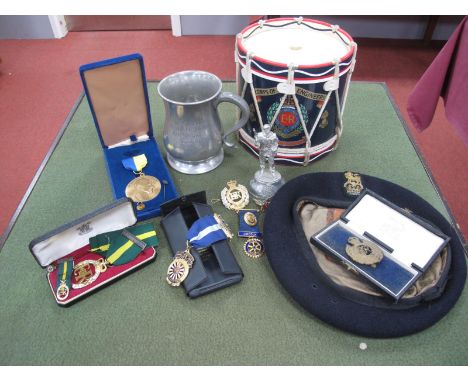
[{"x1": 266, "y1": 97, "x2": 309, "y2": 140}]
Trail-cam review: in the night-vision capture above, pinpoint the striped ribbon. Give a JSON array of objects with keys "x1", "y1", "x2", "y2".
[
  {"x1": 187, "y1": 215, "x2": 228, "y2": 250},
  {"x1": 89, "y1": 223, "x2": 158, "y2": 266},
  {"x1": 56, "y1": 259, "x2": 73, "y2": 290},
  {"x1": 122, "y1": 154, "x2": 148, "y2": 173}
]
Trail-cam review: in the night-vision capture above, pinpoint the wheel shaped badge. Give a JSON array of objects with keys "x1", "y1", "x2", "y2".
[
  {"x1": 166, "y1": 258, "x2": 190, "y2": 287},
  {"x1": 244, "y1": 238, "x2": 265, "y2": 259}
]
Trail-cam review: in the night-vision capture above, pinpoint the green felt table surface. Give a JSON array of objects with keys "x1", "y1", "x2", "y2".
[{"x1": 0, "y1": 82, "x2": 466, "y2": 365}]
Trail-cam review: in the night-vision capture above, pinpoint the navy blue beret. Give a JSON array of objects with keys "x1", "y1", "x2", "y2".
[{"x1": 263, "y1": 172, "x2": 467, "y2": 338}]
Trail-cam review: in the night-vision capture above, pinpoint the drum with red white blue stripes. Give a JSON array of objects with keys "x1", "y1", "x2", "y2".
[{"x1": 235, "y1": 17, "x2": 357, "y2": 165}]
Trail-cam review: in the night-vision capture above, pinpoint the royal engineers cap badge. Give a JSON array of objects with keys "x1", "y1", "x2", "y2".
[{"x1": 221, "y1": 180, "x2": 249, "y2": 212}]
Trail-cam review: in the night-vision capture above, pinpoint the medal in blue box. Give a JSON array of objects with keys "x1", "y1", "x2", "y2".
[{"x1": 80, "y1": 53, "x2": 178, "y2": 220}]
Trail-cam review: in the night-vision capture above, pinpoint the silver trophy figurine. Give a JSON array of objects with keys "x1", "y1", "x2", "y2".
[{"x1": 249, "y1": 124, "x2": 285, "y2": 205}]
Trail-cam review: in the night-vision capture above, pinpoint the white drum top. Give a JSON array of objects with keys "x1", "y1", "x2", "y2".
[{"x1": 241, "y1": 26, "x2": 351, "y2": 66}]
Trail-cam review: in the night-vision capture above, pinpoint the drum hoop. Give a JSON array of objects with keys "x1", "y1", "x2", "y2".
[
  {"x1": 237, "y1": 17, "x2": 356, "y2": 70},
  {"x1": 237, "y1": 57, "x2": 353, "y2": 84}
]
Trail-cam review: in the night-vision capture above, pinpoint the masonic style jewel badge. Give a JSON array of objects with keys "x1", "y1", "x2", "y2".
[
  {"x1": 72, "y1": 259, "x2": 107, "y2": 289},
  {"x1": 166, "y1": 258, "x2": 190, "y2": 287}
]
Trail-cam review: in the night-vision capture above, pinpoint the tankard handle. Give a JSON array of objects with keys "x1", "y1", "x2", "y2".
[{"x1": 214, "y1": 92, "x2": 250, "y2": 148}]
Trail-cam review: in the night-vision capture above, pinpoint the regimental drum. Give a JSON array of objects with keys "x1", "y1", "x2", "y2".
[{"x1": 235, "y1": 17, "x2": 357, "y2": 165}]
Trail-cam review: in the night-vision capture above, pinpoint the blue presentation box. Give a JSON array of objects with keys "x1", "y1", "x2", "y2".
[
  {"x1": 80, "y1": 53, "x2": 178, "y2": 220},
  {"x1": 311, "y1": 189, "x2": 450, "y2": 300}
]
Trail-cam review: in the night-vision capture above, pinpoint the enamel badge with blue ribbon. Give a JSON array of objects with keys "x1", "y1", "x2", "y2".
[
  {"x1": 238, "y1": 209, "x2": 261, "y2": 238},
  {"x1": 166, "y1": 214, "x2": 232, "y2": 287}
]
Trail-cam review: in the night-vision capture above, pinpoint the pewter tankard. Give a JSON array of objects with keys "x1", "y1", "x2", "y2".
[{"x1": 158, "y1": 71, "x2": 249, "y2": 174}]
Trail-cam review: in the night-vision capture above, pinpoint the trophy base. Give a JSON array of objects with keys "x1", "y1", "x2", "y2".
[
  {"x1": 249, "y1": 171, "x2": 285, "y2": 206},
  {"x1": 166, "y1": 150, "x2": 224, "y2": 175}
]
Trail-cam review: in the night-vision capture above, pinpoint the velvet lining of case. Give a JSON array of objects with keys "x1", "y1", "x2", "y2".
[
  {"x1": 47, "y1": 245, "x2": 156, "y2": 306},
  {"x1": 81, "y1": 59, "x2": 150, "y2": 147},
  {"x1": 29, "y1": 199, "x2": 158, "y2": 306}
]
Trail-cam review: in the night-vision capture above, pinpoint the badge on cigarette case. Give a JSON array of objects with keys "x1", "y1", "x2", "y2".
[{"x1": 345, "y1": 236, "x2": 383, "y2": 266}]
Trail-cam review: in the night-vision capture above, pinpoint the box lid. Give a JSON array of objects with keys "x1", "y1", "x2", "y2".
[
  {"x1": 80, "y1": 53, "x2": 154, "y2": 148},
  {"x1": 29, "y1": 198, "x2": 137, "y2": 268},
  {"x1": 341, "y1": 189, "x2": 450, "y2": 272}
]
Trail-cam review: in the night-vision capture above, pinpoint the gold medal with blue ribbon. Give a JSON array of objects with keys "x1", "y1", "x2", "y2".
[
  {"x1": 123, "y1": 154, "x2": 161, "y2": 210},
  {"x1": 166, "y1": 214, "x2": 232, "y2": 287},
  {"x1": 56, "y1": 259, "x2": 73, "y2": 301},
  {"x1": 72, "y1": 223, "x2": 158, "y2": 289}
]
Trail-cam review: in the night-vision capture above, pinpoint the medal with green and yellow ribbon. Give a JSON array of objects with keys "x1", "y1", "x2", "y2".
[
  {"x1": 56, "y1": 259, "x2": 73, "y2": 301},
  {"x1": 72, "y1": 223, "x2": 158, "y2": 289}
]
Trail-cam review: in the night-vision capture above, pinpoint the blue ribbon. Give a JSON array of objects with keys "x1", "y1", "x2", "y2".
[{"x1": 187, "y1": 215, "x2": 227, "y2": 250}]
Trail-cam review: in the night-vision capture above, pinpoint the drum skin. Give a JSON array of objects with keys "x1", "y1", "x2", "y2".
[
  {"x1": 263, "y1": 172, "x2": 467, "y2": 338},
  {"x1": 236, "y1": 18, "x2": 357, "y2": 165}
]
